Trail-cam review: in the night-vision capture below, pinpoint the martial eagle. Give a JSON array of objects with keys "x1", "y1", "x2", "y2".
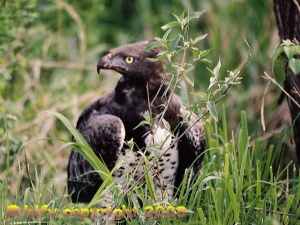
[{"x1": 67, "y1": 40, "x2": 206, "y2": 204}]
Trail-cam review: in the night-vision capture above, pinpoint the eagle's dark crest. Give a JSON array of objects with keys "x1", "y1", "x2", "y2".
[{"x1": 67, "y1": 39, "x2": 206, "y2": 204}]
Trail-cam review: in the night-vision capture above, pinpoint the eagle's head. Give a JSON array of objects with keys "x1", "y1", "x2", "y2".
[{"x1": 97, "y1": 40, "x2": 165, "y2": 90}]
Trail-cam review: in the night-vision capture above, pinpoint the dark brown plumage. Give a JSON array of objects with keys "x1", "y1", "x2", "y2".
[{"x1": 67, "y1": 39, "x2": 205, "y2": 204}]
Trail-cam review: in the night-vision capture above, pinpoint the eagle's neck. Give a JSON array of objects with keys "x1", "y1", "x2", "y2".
[
  {"x1": 114, "y1": 76, "x2": 169, "y2": 104},
  {"x1": 114, "y1": 76, "x2": 181, "y2": 131}
]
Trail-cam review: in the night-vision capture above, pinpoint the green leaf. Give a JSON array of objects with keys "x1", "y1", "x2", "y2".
[
  {"x1": 282, "y1": 39, "x2": 294, "y2": 46},
  {"x1": 170, "y1": 35, "x2": 181, "y2": 51},
  {"x1": 182, "y1": 10, "x2": 205, "y2": 27},
  {"x1": 162, "y1": 118, "x2": 171, "y2": 130},
  {"x1": 200, "y1": 58, "x2": 212, "y2": 64},
  {"x1": 283, "y1": 195, "x2": 295, "y2": 223},
  {"x1": 282, "y1": 40, "x2": 300, "y2": 59},
  {"x1": 186, "y1": 65, "x2": 195, "y2": 72},
  {"x1": 193, "y1": 48, "x2": 211, "y2": 61},
  {"x1": 280, "y1": 40, "x2": 300, "y2": 60},
  {"x1": 283, "y1": 45, "x2": 296, "y2": 60},
  {"x1": 188, "y1": 10, "x2": 205, "y2": 21},
  {"x1": 161, "y1": 21, "x2": 180, "y2": 31},
  {"x1": 124, "y1": 138, "x2": 134, "y2": 149},
  {"x1": 178, "y1": 169, "x2": 189, "y2": 199},
  {"x1": 213, "y1": 58, "x2": 222, "y2": 76},
  {"x1": 184, "y1": 74, "x2": 194, "y2": 86},
  {"x1": 47, "y1": 111, "x2": 112, "y2": 183},
  {"x1": 163, "y1": 28, "x2": 172, "y2": 40},
  {"x1": 172, "y1": 12, "x2": 184, "y2": 24},
  {"x1": 191, "y1": 34, "x2": 207, "y2": 45},
  {"x1": 289, "y1": 58, "x2": 300, "y2": 74},
  {"x1": 192, "y1": 91, "x2": 208, "y2": 101},
  {"x1": 206, "y1": 67, "x2": 215, "y2": 76},
  {"x1": 197, "y1": 208, "x2": 207, "y2": 225},
  {"x1": 134, "y1": 120, "x2": 150, "y2": 130},
  {"x1": 193, "y1": 49, "x2": 201, "y2": 59},
  {"x1": 200, "y1": 49, "x2": 212, "y2": 58},
  {"x1": 49, "y1": 111, "x2": 89, "y2": 147},
  {"x1": 207, "y1": 101, "x2": 218, "y2": 121},
  {"x1": 144, "y1": 40, "x2": 162, "y2": 52},
  {"x1": 174, "y1": 11, "x2": 186, "y2": 31},
  {"x1": 147, "y1": 57, "x2": 161, "y2": 62}
]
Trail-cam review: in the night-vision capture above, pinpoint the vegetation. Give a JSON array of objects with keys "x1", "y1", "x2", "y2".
[{"x1": 1, "y1": 0, "x2": 299, "y2": 224}]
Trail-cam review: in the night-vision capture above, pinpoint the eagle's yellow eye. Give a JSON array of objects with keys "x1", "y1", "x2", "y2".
[{"x1": 125, "y1": 56, "x2": 135, "y2": 64}]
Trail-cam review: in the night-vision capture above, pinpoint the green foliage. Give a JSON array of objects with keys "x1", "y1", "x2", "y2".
[
  {"x1": 273, "y1": 39, "x2": 300, "y2": 74},
  {"x1": 147, "y1": 11, "x2": 249, "y2": 123},
  {"x1": 0, "y1": 0, "x2": 38, "y2": 99},
  {"x1": 1, "y1": 0, "x2": 299, "y2": 225},
  {"x1": 195, "y1": 108, "x2": 299, "y2": 224},
  {"x1": 0, "y1": 0, "x2": 38, "y2": 55}
]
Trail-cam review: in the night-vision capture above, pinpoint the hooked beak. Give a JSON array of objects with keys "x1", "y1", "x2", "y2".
[
  {"x1": 97, "y1": 54, "x2": 112, "y2": 74},
  {"x1": 97, "y1": 53, "x2": 127, "y2": 74}
]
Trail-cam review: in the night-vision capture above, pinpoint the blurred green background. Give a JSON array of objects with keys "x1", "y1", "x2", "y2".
[{"x1": 1, "y1": 0, "x2": 285, "y2": 202}]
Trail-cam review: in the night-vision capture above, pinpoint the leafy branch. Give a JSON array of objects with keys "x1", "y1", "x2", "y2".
[{"x1": 273, "y1": 39, "x2": 300, "y2": 75}]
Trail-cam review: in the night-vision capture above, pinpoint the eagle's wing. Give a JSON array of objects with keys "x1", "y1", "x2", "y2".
[{"x1": 67, "y1": 105, "x2": 125, "y2": 203}]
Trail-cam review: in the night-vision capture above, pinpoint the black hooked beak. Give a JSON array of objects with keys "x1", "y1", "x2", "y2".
[{"x1": 97, "y1": 53, "x2": 112, "y2": 74}]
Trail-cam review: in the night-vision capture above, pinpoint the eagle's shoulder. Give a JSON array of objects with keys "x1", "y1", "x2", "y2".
[{"x1": 76, "y1": 92, "x2": 115, "y2": 129}]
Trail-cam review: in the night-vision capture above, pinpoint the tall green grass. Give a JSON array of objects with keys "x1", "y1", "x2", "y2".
[{"x1": 2, "y1": 107, "x2": 299, "y2": 224}]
